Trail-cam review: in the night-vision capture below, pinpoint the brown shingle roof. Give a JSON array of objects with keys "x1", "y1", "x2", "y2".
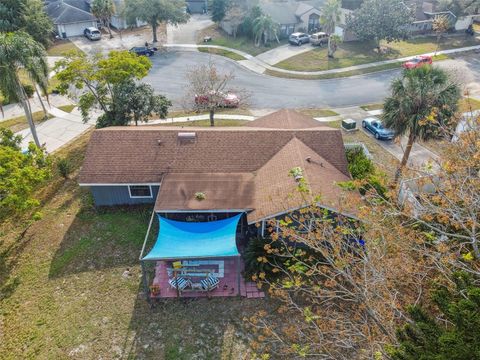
[
  {"x1": 79, "y1": 110, "x2": 351, "y2": 221},
  {"x1": 245, "y1": 109, "x2": 327, "y2": 129}
]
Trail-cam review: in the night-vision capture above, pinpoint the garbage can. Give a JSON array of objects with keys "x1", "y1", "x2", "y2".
[{"x1": 342, "y1": 118, "x2": 357, "y2": 131}]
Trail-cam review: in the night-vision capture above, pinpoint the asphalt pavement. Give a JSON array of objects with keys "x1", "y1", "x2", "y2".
[{"x1": 143, "y1": 50, "x2": 480, "y2": 109}]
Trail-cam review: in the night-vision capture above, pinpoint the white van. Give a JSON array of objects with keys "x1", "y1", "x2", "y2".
[{"x1": 310, "y1": 32, "x2": 329, "y2": 46}]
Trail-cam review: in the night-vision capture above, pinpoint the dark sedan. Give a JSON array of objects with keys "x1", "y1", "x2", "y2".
[{"x1": 130, "y1": 46, "x2": 157, "y2": 57}]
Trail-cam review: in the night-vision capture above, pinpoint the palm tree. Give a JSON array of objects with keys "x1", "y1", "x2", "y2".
[
  {"x1": 253, "y1": 15, "x2": 279, "y2": 47},
  {"x1": 320, "y1": 0, "x2": 341, "y2": 58},
  {"x1": 432, "y1": 15, "x2": 450, "y2": 55},
  {"x1": 0, "y1": 32, "x2": 49, "y2": 147},
  {"x1": 91, "y1": 0, "x2": 116, "y2": 39},
  {"x1": 382, "y1": 66, "x2": 460, "y2": 181}
]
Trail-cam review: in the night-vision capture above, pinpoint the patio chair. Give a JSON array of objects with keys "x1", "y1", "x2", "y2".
[
  {"x1": 200, "y1": 273, "x2": 220, "y2": 291},
  {"x1": 168, "y1": 277, "x2": 191, "y2": 291}
]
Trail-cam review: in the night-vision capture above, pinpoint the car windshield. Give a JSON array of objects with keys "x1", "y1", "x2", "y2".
[
  {"x1": 410, "y1": 58, "x2": 421, "y2": 63},
  {"x1": 377, "y1": 123, "x2": 385, "y2": 129}
]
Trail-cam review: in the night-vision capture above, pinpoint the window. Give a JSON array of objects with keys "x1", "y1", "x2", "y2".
[{"x1": 128, "y1": 185, "x2": 152, "y2": 198}]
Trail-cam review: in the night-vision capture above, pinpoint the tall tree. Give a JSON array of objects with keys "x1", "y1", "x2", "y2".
[
  {"x1": 125, "y1": 0, "x2": 189, "y2": 43},
  {"x1": 224, "y1": 3, "x2": 245, "y2": 38},
  {"x1": 252, "y1": 15, "x2": 279, "y2": 47},
  {"x1": 382, "y1": 66, "x2": 460, "y2": 181},
  {"x1": 211, "y1": 0, "x2": 229, "y2": 24},
  {"x1": 91, "y1": 0, "x2": 116, "y2": 39},
  {"x1": 433, "y1": 15, "x2": 450, "y2": 55},
  {"x1": 346, "y1": 0, "x2": 414, "y2": 50},
  {"x1": 0, "y1": 32, "x2": 49, "y2": 147},
  {"x1": 320, "y1": 0, "x2": 341, "y2": 58},
  {"x1": 0, "y1": 0, "x2": 53, "y2": 47}
]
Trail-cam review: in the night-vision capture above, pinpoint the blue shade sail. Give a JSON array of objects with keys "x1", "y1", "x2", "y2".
[{"x1": 142, "y1": 214, "x2": 242, "y2": 260}]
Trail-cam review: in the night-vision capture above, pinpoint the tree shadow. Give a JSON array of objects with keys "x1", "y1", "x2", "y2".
[
  {"x1": 121, "y1": 284, "x2": 276, "y2": 359},
  {"x1": 48, "y1": 203, "x2": 157, "y2": 279}
]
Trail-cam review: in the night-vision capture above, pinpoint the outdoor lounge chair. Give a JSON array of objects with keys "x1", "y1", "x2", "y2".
[
  {"x1": 168, "y1": 277, "x2": 191, "y2": 290},
  {"x1": 201, "y1": 274, "x2": 220, "y2": 291}
]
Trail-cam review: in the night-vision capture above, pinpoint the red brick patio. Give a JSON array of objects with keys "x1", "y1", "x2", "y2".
[{"x1": 150, "y1": 258, "x2": 265, "y2": 299}]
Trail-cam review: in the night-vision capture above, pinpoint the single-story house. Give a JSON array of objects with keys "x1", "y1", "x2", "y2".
[
  {"x1": 78, "y1": 110, "x2": 353, "y2": 299},
  {"x1": 186, "y1": 0, "x2": 208, "y2": 14},
  {"x1": 259, "y1": 0, "x2": 325, "y2": 36},
  {"x1": 45, "y1": 0, "x2": 98, "y2": 38}
]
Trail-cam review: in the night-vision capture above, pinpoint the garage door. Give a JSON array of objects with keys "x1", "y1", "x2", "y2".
[{"x1": 63, "y1": 21, "x2": 97, "y2": 37}]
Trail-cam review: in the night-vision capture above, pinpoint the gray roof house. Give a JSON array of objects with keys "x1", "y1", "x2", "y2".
[
  {"x1": 45, "y1": 0, "x2": 97, "y2": 38},
  {"x1": 259, "y1": 0, "x2": 325, "y2": 35}
]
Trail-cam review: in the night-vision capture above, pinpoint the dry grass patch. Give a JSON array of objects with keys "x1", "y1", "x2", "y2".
[
  {"x1": 47, "y1": 40, "x2": 79, "y2": 56},
  {"x1": 0, "y1": 111, "x2": 52, "y2": 132}
]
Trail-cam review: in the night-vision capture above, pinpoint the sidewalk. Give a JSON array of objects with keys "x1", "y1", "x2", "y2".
[{"x1": 164, "y1": 43, "x2": 480, "y2": 76}]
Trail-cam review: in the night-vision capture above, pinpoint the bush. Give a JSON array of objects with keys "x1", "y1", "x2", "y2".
[
  {"x1": 345, "y1": 147, "x2": 374, "y2": 179},
  {"x1": 57, "y1": 158, "x2": 72, "y2": 179},
  {"x1": 244, "y1": 235, "x2": 282, "y2": 281},
  {"x1": 23, "y1": 84, "x2": 35, "y2": 98}
]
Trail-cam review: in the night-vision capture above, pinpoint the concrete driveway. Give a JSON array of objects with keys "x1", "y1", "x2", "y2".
[
  {"x1": 70, "y1": 27, "x2": 162, "y2": 54},
  {"x1": 167, "y1": 14, "x2": 213, "y2": 44},
  {"x1": 255, "y1": 43, "x2": 316, "y2": 65}
]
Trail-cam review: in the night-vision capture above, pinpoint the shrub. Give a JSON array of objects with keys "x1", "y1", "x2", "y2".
[
  {"x1": 23, "y1": 84, "x2": 35, "y2": 98},
  {"x1": 244, "y1": 235, "x2": 280, "y2": 280},
  {"x1": 345, "y1": 147, "x2": 374, "y2": 179},
  {"x1": 57, "y1": 158, "x2": 72, "y2": 179}
]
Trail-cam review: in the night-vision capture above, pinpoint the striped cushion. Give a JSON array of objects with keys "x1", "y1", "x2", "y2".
[
  {"x1": 169, "y1": 277, "x2": 190, "y2": 290},
  {"x1": 201, "y1": 274, "x2": 219, "y2": 290}
]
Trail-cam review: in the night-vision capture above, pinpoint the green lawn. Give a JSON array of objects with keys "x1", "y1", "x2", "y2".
[
  {"x1": 0, "y1": 132, "x2": 271, "y2": 359},
  {"x1": 198, "y1": 47, "x2": 247, "y2": 61},
  {"x1": 0, "y1": 111, "x2": 52, "y2": 132},
  {"x1": 360, "y1": 103, "x2": 384, "y2": 111},
  {"x1": 197, "y1": 25, "x2": 287, "y2": 56},
  {"x1": 274, "y1": 36, "x2": 478, "y2": 72},
  {"x1": 57, "y1": 104, "x2": 76, "y2": 113},
  {"x1": 47, "y1": 40, "x2": 79, "y2": 56}
]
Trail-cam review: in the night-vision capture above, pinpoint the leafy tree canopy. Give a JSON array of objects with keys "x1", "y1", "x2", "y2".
[
  {"x1": 390, "y1": 272, "x2": 480, "y2": 360},
  {"x1": 0, "y1": 0, "x2": 53, "y2": 47},
  {"x1": 346, "y1": 0, "x2": 414, "y2": 48},
  {"x1": 0, "y1": 128, "x2": 51, "y2": 220},
  {"x1": 125, "y1": 0, "x2": 189, "y2": 42},
  {"x1": 96, "y1": 80, "x2": 171, "y2": 128}
]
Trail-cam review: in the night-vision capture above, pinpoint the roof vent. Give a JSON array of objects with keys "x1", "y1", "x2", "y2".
[
  {"x1": 177, "y1": 132, "x2": 196, "y2": 142},
  {"x1": 157, "y1": 139, "x2": 163, "y2": 145}
]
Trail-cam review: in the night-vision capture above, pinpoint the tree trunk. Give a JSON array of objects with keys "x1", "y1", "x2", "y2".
[
  {"x1": 395, "y1": 131, "x2": 416, "y2": 182},
  {"x1": 34, "y1": 86, "x2": 48, "y2": 120},
  {"x1": 20, "y1": 92, "x2": 41, "y2": 148},
  {"x1": 209, "y1": 108, "x2": 215, "y2": 127},
  {"x1": 327, "y1": 37, "x2": 333, "y2": 58},
  {"x1": 434, "y1": 34, "x2": 440, "y2": 56},
  {"x1": 152, "y1": 22, "x2": 158, "y2": 43},
  {"x1": 107, "y1": 20, "x2": 113, "y2": 39}
]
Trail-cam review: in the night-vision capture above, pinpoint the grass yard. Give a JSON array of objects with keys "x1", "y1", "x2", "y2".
[
  {"x1": 0, "y1": 132, "x2": 273, "y2": 359},
  {"x1": 265, "y1": 61, "x2": 403, "y2": 79},
  {"x1": 57, "y1": 104, "x2": 76, "y2": 113},
  {"x1": 297, "y1": 108, "x2": 339, "y2": 117},
  {"x1": 360, "y1": 103, "x2": 384, "y2": 111},
  {"x1": 198, "y1": 47, "x2": 247, "y2": 61},
  {"x1": 0, "y1": 111, "x2": 52, "y2": 132},
  {"x1": 47, "y1": 40, "x2": 79, "y2": 56},
  {"x1": 197, "y1": 25, "x2": 287, "y2": 56},
  {"x1": 459, "y1": 97, "x2": 480, "y2": 112},
  {"x1": 273, "y1": 36, "x2": 477, "y2": 72}
]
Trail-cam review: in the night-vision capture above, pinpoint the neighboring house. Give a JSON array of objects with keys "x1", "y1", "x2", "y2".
[
  {"x1": 259, "y1": 0, "x2": 325, "y2": 36},
  {"x1": 79, "y1": 109, "x2": 353, "y2": 300},
  {"x1": 186, "y1": 0, "x2": 208, "y2": 14},
  {"x1": 45, "y1": 0, "x2": 98, "y2": 38},
  {"x1": 108, "y1": 0, "x2": 148, "y2": 29}
]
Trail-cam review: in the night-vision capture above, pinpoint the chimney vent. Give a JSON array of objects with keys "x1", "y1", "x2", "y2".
[{"x1": 177, "y1": 132, "x2": 196, "y2": 141}]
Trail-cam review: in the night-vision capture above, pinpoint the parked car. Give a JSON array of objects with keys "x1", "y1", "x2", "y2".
[
  {"x1": 402, "y1": 55, "x2": 432, "y2": 69},
  {"x1": 288, "y1": 32, "x2": 310, "y2": 46},
  {"x1": 310, "y1": 32, "x2": 329, "y2": 46},
  {"x1": 362, "y1": 117, "x2": 395, "y2": 140},
  {"x1": 84, "y1": 27, "x2": 101, "y2": 41},
  {"x1": 195, "y1": 91, "x2": 240, "y2": 108},
  {"x1": 129, "y1": 46, "x2": 157, "y2": 57}
]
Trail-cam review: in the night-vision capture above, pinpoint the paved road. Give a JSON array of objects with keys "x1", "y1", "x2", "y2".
[{"x1": 144, "y1": 51, "x2": 480, "y2": 109}]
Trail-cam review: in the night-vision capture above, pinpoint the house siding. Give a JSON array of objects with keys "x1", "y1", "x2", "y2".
[{"x1": 90, "y1": 185, "x2": 160, "y2": 206}]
